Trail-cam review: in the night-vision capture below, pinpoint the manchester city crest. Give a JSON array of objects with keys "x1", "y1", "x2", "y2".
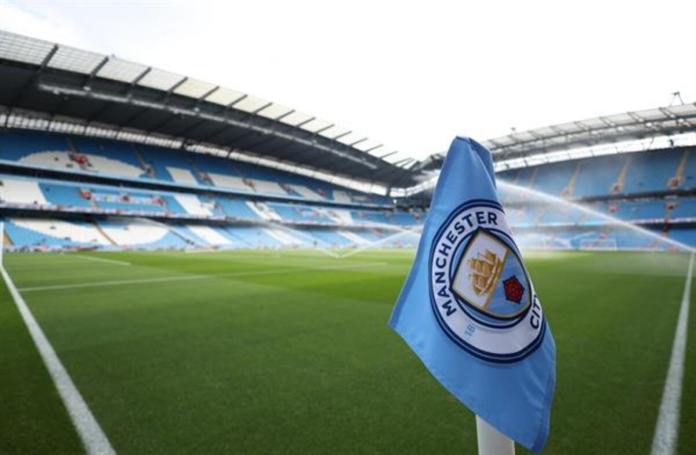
[{"x1": 429, "y1": 200, "x2": 546, "y2": 362}]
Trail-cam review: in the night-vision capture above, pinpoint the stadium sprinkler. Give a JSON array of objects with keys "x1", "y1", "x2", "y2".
[
  {"x1": 497, "y1": 180, "x2": 694, "y2": 253},
  {"x1": 260, "y1": 218, "x2": 422, "y2": 259},
  {"x1": 263, "y1": 220, "x2": 342, "y2": 258},
  {"x1": 334, "y1": 227, "x2": 422, "y2": 259}
]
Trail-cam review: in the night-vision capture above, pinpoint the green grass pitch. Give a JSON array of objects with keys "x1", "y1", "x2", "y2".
[{"x1": 1, "y1": 249, "x2": 695, "y2": 454}]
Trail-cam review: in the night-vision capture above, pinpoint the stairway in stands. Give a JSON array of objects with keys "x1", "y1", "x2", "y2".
[{"x1": 93, "y1": 221, "x2": 118, "y2": 246}]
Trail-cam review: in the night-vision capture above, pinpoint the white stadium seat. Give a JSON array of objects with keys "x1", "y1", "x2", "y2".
[
  {"x1": 250, "y1": 179, "x2": 287, "y2": 195},
  {"x1": 174, "y1": 194, "x2": 213, "y2": 216},
  {"x1": 12, "y1": 218, "x2": 109, "y2": 245},
  {"x1": 208, "y1": 173, "x2": 252, "y2": 192},
  {"x1": 287, "y1": 184, "x2": 324, "y2": 200},
  {"x1": 187, "y1": 225, "x2": 233, "y2": 246},
  {"x1": 0, "y1": 179, "x2": 48, "y2": 205},
  {"x1": 99, "y1": 219, "x2": 170, "y2": 245},
  {"x1": 166, "y1": 167, "x2": 200, "y2": 186}
]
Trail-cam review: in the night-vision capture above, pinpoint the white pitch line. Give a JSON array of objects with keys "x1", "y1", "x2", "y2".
[
  {"x1": 651, "y1": 252, "x2": 694, "y2": 455},
  {"x1": 0, "y1": 264, "x2": 116, "y2": 455},
  {"x1": 64, "y1": 253, "x2": 131, "y2": 266},
  {"x1": 17, "y1": 262, "x2": 388, "y2": 293}
]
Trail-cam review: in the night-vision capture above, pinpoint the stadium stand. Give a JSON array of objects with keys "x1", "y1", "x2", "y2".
[
  {"x1": 3, "y1": 127, "x2": 696, "y2": 252},
  {"x1": 499, "y1": 147, "x2": 696, "y2": 198},
  {"x1": 0, "y1": 127, "x2": 419, "y2": 250},
  {"x1": 0, "y1": 130, "x2": 392, "y2": 206},
  {"x1": 1, "y1": 30, "x2": 695, "y2": 252}
]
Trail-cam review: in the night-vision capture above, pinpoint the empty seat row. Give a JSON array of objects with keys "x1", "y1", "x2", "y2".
[{"x1": 0, "y1": 129, "x2": 391, "y2": 205}]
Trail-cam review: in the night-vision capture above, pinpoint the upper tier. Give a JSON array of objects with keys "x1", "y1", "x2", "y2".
[
  {"x1": 0, "y1": 174, "x2": 423, "y2": 228},
  {"x1": 0, "y1": 130, "x2": 391, "y2": 207},
  {"x1": 498, "y1": 146, "x2": 696, "y2": 199}
]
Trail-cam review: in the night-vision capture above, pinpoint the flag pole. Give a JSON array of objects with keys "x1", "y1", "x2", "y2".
[{"x1": 476, "y1": 415, "x2": 515, "y2": 455}]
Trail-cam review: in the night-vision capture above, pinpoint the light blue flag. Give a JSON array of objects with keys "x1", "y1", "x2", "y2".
[{"x1": 389, "y1": 137, "x2": 556, "y2": 453}]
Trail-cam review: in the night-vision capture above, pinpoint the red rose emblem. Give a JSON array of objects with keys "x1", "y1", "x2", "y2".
[{"x1": 503, "y1": 276, "x2": 524, "y2": 303}]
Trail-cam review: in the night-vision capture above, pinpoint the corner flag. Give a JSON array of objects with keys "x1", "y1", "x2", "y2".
[{"x1": 389, "y1": 137, "x2": 556, "y2": 453}]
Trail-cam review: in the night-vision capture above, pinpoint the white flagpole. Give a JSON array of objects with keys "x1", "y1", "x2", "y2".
[{"x1": 476, "y1": 415, "x2": 515, "y2": 455}]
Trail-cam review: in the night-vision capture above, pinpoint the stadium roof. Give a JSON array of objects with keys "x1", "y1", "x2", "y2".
[
  {"x1": 3, "y1": 31, "x2": 696, "y2": 197},
  {"x1": 399, "y1": 104, "x2": 696, "y2": 197},
  {"x1": 410, "y1": 105, "x2": 696, "y2": 174},
  {"x1": 483, "y1": 105, "x2": 696, "y2": 165},
  {"x1": 0, "y1": 30, "x2": 418, "y2": 190}
]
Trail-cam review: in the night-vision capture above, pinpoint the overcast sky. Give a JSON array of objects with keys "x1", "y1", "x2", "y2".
[{"x1": 1, "y1": 0, "x2": 695, "y2": 160}]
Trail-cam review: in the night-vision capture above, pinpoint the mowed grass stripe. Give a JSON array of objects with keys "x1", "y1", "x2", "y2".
[
  {"x1": 4, "y1": 250, "x2": 694, "y2": 454},
  {"x1": 17, "y1": 261, "x2": 390, "y2": 293},
  {"x1": 4, "y1": 253, "x2": 180, "y2": 289},
  {"x1": 6, "y1": 250, "x2": 398, "y2": 289}
]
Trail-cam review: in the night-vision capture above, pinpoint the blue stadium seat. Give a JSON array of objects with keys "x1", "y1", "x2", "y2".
[
  {"x1": 622, "y1": 150, "x2": 681, "y2": 194},
  {"x1": 0, "y1": 130, "x2": 70, "y2": 161},
  {"x1": 40, "y1": 182, "x2": 91, "y2": 208}
]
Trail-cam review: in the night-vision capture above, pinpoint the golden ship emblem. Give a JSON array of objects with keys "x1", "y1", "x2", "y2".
[{"x1": 468, "y1": 249, "x2": 504, "y2": 297}]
